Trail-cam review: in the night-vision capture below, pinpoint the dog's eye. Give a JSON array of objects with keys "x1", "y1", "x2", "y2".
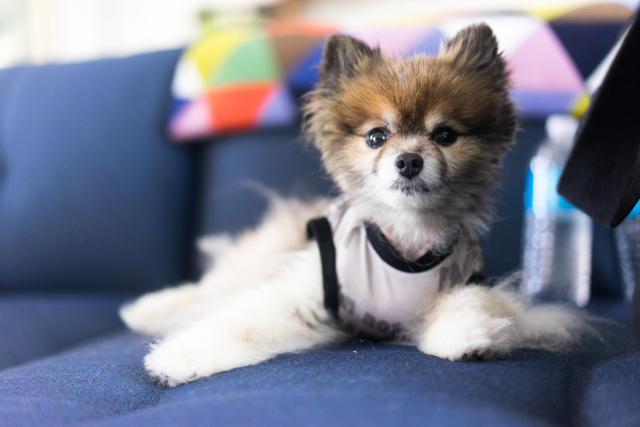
[
  {"x1": 366, "y1": 128, "x2": 388, "y2": 148},
  {"x1": 432, "y1": 127, "x2": 458, "y2": 146}
]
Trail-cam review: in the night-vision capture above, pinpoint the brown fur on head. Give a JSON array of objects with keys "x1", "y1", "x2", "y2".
[{"x1": 303, "y1": 24, "x2": 517, "y2": 252}]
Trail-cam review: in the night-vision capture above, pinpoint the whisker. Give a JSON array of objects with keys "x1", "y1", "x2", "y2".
[{"x1": 345, "y1": 169, "x2": 377, "y2": 205}]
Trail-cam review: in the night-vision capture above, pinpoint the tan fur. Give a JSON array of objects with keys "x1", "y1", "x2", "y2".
[{"x1": 304, "y1": 25, "x2": 517, "y2": 256}]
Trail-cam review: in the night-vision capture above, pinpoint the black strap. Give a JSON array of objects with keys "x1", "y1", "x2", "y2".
[
  {"x1": 307, "y1": 218, "x2": 340, "y2": 320},
  {"x1": 558, "y1": 14, "x2": 640, "y2": 227},
  {"x1": 466, "y1": 271, "x2": 486, "y2": 285},
  {"x1": 364, "y1": 222, "x2": 456, "y2": 273},
  {"x1": 556, "y1": 14, "x2": 640, "y2": 343}
]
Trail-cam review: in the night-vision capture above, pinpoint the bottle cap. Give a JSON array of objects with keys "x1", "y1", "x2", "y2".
[{"x1": 546, "y1": 114, "x2": 579, "y2": 146}]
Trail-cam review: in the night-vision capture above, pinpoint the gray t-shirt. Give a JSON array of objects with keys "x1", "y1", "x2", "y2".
[{"x1": 317, "y1": 201, "x2": 483, "y2": 343}]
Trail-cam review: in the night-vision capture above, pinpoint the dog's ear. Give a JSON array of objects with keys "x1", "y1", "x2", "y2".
[
  {"x1": 320, "y1": 34, "x2": 381, "y2": 89},
  {"x1": 440, "y1": 24, "x2": 507, "y2": 83}
]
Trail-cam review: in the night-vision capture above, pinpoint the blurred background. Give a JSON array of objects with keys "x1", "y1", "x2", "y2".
[
  {"x1": 0, "y1": 0, "x2": 639, "y2": 397},
  {"x1": 2, "y1": 0, "x2": 636, "y2": 68}
]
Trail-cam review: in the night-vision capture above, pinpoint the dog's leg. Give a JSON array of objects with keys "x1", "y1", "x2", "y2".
[
  {"x1": 143, "y1": 245, "x2": 342, "y2": 386},
  {"x1": 197, "y1": 196, "x2": 330, "y2": 295},
  {"x1": 120, "y1": 284, "x2": 204, "y2": 335},
  {"x1": 418, "y1": 285, "x2": 523, "y2": 361},
  {"x1": 120, "y1": 196, "x2": 329, "y2": 336}
]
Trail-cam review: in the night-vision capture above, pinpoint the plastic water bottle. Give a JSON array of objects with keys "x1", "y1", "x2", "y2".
[
  {"x1": 522, "y1": 115, "x2": 592, "y2": 306},
  {"x1": 615, "y1": 202, "x2": 640, "y2": 303}
]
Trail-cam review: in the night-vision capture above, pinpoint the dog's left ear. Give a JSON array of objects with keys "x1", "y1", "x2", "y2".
[{"x1": 440, "y1": 24, "x2": 507, "y2": 84}]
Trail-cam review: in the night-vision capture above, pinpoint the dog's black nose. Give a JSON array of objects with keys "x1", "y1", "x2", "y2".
[{"x1": 395, "y1": 153, "x2": 423, "y2": 179}]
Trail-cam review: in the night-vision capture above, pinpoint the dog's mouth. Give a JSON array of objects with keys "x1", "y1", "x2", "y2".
[{"x1": 391, "y1": 179, "x2": 430, "y2": 196}]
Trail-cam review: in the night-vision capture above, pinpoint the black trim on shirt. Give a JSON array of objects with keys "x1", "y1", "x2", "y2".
[
  {"x1": 466, "y1": 271, "x2": 487, "y2": 285},
  {"x1": 364, "y1": 222, "x2": 456, "y2": 273},
  {"x1": 307, "y1": 218, "x2": 340, "y2": 320}
]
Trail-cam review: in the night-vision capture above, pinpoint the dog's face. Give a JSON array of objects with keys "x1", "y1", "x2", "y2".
[{"x1": 305, "y1": 24, "x2": 517, "y2": 219}]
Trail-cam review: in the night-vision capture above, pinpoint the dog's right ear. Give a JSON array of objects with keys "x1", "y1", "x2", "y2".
[{"x1": 320, "y1": 35, "x2": 381, "y2": 89}]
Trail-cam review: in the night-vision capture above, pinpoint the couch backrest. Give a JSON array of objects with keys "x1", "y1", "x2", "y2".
[
  {"x1": 0, "y1": 50, "x2": 196, "y2": 292},
  {"x1": 193, "y1": 123, "x2": 624, "y2": 299},
  {"x1": 0, "y1": 49, "x2": 623, "y2": 299},
  {"x1": 193, "y1": 129, "x2": 335, "y2": 237}
]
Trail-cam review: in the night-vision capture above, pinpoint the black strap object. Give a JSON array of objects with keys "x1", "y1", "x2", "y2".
[
  {"x1": 307, "y1": 218, "x2": 340, "y2": 320},
  {"x1": 466, "y1": 272, "x2": 487, "y2": 285},
  {"x1": 557, "y1": 13, "x2": 640, "y2": 343},
  {"x1": 558, "y1": 14, "x2": 640, "y2": 227}
]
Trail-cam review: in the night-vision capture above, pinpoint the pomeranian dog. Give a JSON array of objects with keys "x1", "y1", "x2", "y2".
[{"x1": 121, "y1": 24, "x2": 585, "y2": 386}]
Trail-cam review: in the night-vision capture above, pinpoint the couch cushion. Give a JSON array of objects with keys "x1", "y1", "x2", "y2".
[
  {"x1": 0, "y1": 293, "x2": 127, "y2": 370},
  {"x1": 0, "y1": 50, "x2": 196, "y2": 292},
  {"x1": 0, "y1": 300, "x2": 636, "y2": 427},
  {"x1": 574, "y1": 301, "x2": 640, "y2": 426}
]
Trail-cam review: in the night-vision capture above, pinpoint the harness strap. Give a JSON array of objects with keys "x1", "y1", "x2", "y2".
[
  {"x1": 364, "y1": 222, "x2": 457, "y2": 273},
  {"x1": 307, "y1": 217, "x2": 340, "y2": 320}
]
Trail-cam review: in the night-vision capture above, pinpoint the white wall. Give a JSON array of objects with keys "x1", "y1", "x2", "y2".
[
  {"x1": 1, "y1": 0, "x2": 278, "y2": 67},
  {"x1": 300, "y1": 0, "x2": 639, "y2": 26},
  {"x1": 1, "y1": 0, "x2": 637, "y2": 68},
  {"x1": 0, "y1": 0, "x2": 30, "y2": 67}
]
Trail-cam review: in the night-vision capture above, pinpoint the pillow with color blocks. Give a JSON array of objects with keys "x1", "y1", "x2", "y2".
[{"x1": 168, "y1": 2, "x2": 636, "y2": 141}]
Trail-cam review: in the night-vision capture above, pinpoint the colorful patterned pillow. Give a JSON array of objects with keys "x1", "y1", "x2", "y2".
[{"x1": 169, "y1": 2, "x2": 636, "y2": 141}]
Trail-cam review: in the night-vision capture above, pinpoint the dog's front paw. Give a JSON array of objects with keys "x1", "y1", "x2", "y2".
[
  {"x1": 419, "y1": 313, "x2": 516, "y2": 361},
  {"x1": 143, "y1": 323, "x2": 257, "y2": 386},
  {"x1": 418, "y1": 286, "x2": 521, "y2": 361},
  {"x1": 144, "y1": 333, "x2": 213, "y2": 386}
]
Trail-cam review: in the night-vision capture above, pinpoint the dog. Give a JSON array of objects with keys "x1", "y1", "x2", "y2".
[{"x1": 121, "y1": 24, "x2": 586, "y2": 386}]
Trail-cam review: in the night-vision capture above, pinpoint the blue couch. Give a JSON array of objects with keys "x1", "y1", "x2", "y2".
[{"x1": 0, "y1": 49, "x2": 638, "y2": 427}]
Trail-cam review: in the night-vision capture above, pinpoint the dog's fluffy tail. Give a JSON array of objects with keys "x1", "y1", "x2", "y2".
[
  {"x1": 420, "y1": 273, "x2": 600, "y2": 360},
  {"x1": 495, "y1": 274, "x2": 599, "y2": 354},
  {"x1": 516, "y1": 300, "x2": 595, "y2": 352}
]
